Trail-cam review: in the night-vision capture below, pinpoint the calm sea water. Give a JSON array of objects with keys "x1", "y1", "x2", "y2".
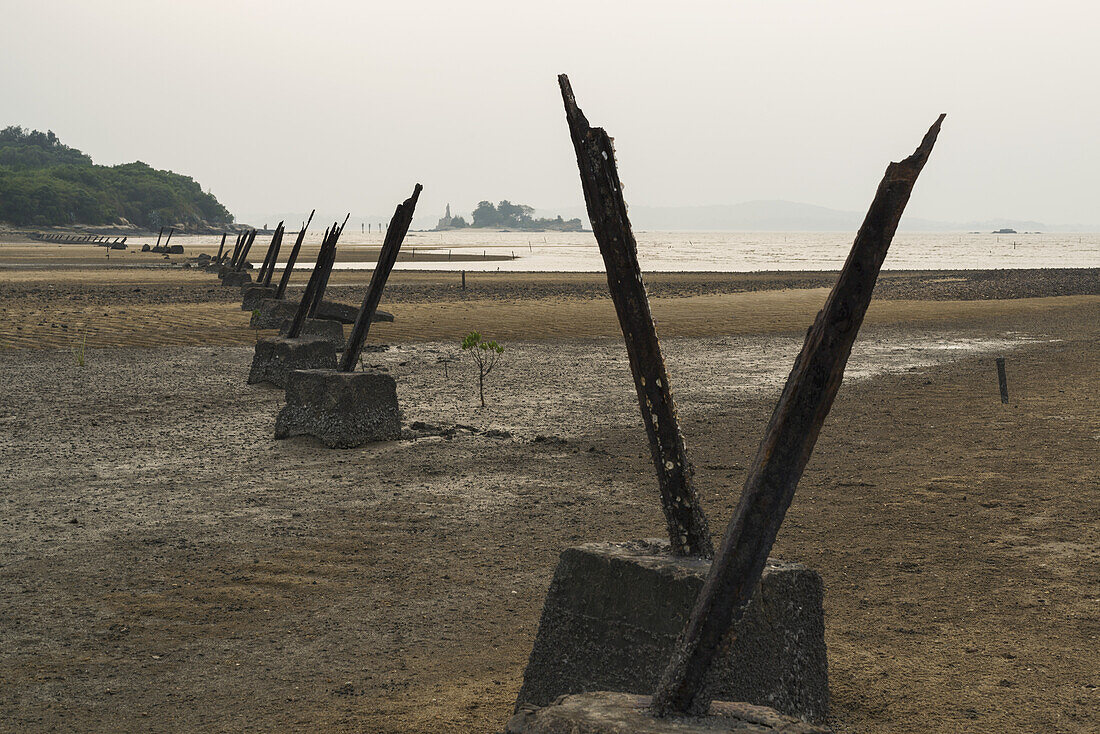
[
  {"x1": 149, "y1": 230, "x2": 1100, "y2": 272},
  {"x1": 353, "y1": 230, "x2": 1100, "y2": 272}
]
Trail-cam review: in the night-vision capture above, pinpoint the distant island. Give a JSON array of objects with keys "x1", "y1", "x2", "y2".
[
  {"x1": 435, "y1": 200, "x2": 583, "y2": 231},
  {"x1": 0, "y1": 126, "x2": 233, "y2": 231}
]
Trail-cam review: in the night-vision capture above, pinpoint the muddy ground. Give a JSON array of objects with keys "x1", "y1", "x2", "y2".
[{"x1": 0, "y1": 267, "x2": 1097, "y2": 733}]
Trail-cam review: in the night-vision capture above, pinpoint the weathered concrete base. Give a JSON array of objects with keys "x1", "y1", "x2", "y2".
[
  {"x1": 250, "y1": 298, "x2": 395, "y2": 330},
  {"x1": 507, "y1": 693, "x2": 831, "y2": 734},
  {"x1": 247, "y1": 337, "x2": 337, "y2": 388},
  {"x1": 279, "y1": 318, "x2": 345, "y2": 350},
  {"x1": 274, "y1": 368, "x2": 401, "y2": 448},
  {"x1": 312, "y1": 300, "x2": 360, "y2": 323},
  {"x1": 251, "y1": 299, "x2": 297, "y2": 328},
  {"x1": 515, "y1": 540, "x2": 828, "y2": 723},
  {"x1": 222, "y1": 270, "x2": 253, "y2": 287},
  {"x1": 241, "y1": 285, "x2": 278, "y2": 311},
  {"x1": 310, "y1": 300, "x2": 396, "y2": 324}
]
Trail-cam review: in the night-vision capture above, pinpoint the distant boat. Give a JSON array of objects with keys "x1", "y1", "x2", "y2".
[{"x1": 992, "y1": 228, "x2": 1018, "y2": 234}]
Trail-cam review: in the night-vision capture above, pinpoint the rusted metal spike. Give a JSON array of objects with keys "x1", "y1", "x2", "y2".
[
  {"x1": 650, "y1": 114, "x2": 945, "y2": 716},
  {"x1": 214, "y1": 232, "x2": 227, "y2": 263},
  {"x1": 309, "y1": 214, "x2": 349, "y2": 316},
  {"x1": 275, "y1": 210, "x2": 315, "y2": 299},
  {"x1": 229, "y1": 231, "x2": 243, "y2": 267},
  {"x1": 559, "y1": 74, "x2": 713, "y2": 558},
  {"x1": 256, "y1": 223, "x2": 280, "y2": 284},
  {"x1": 259, "y1": 222, "x2": 285, "y2": 286},
  {"x1": 286, "y1": 227, "x2": 334, "y2": 339},
  {"x1": 265, "y1": 223, "x2": 286, "y2": 286},
  {"x1": 235, "y1": 229, "x2": 258, "y2": 272},
  {"x1": 340, "y1": 185, "x2": 422, "y2": 372}
]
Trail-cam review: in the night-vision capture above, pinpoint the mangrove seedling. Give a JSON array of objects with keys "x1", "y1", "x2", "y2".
[{"x1": 462, "y1": 331, "x2": 504, "y2": 407}]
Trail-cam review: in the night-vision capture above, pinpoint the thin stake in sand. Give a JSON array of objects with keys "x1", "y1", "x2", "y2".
[
  {"x1": 559, "y1": 74, "x2": 713, "y2": 558},
  {"x1": 340, "y1": 184, "x2": 422, "y2": 372},
  {"x1": 650, "y1": 113, "x2": 946, "y2": 716}
]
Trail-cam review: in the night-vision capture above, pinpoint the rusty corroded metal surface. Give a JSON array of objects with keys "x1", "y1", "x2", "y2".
[
  {"x1": 559, "y1": 74, "x2": 713, "y2": 559},
  {"x1": 340, "y1": 185, "x2": 421, "y2": 372},
  {"x1": 275, "y1": 210, "x2": 314, "y2": 299},
  {"x1": 651, "y1": 114, "x2": 945, "y2": 715}
]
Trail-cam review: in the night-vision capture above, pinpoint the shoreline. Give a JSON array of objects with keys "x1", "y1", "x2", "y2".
[{"x1": 0, "y1": 266, "x2": 1095, "y2": 350}]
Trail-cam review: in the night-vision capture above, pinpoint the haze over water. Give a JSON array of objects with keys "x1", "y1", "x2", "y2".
[{"x1": 338, "y1": 230, "x2": 1100, "y2": 272}]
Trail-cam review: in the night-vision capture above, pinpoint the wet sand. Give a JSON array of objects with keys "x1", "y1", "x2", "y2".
[
  {"x1": 1, "y1": 265, "x2": 1096, "y2": 349},
  {"x1": 0, "y1": 258, "x2": 1097, "y2": 733}
]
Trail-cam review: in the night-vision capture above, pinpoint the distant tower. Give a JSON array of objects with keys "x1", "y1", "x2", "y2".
[{"x1": 436, "y1": 204, "x2": 455, "y2": 230}]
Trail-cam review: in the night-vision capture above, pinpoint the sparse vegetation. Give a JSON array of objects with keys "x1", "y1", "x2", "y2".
[
  {"x1": 461, "y1": 331, "x2": 504, "y2": 407},
  {"x1": 70, "y1": 326, "x2": 88, "y2": 366}
]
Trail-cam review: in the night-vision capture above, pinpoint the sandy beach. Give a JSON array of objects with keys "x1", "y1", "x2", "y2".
[{"x1": 0, "y1": 250, "x2": 1097, "y2": 733}]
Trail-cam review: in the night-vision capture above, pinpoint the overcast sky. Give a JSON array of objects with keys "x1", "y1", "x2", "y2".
[{"x1": 3, "y1": 1, "x2": 1098, "y2": 226}]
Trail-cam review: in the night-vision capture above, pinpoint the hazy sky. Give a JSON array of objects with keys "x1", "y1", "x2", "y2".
[{"x1": 3, "y1": 1, "x2": 1098, "y2": 226}]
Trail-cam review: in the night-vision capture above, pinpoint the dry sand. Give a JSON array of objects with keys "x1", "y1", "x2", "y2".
[{"x1": 0, "y1": 254, "x2": 1097, "y2": 733}]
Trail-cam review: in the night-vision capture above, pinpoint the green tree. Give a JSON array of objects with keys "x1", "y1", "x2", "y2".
[
  {"x1": 0, "y1": 127, "x2": 233, "y2": 228},
  {"x1": 471, "y1": 200, "x2": 500, "y2": 227},
  {"x1": 461, "y1": 331, "x2": 505, "y2": 407}
]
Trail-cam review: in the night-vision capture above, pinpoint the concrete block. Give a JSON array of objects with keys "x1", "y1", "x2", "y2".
[
  {"x1": 312, "y1": 300, "x2": 360, "y2": 324},
  {"x1": 515, "y1": 540, "x2": 828, "y2": 723},
  {"x1": 251, "y1": 298, "x2": 394, "y2": 330},
  {"x1": 241, "y1": 284, "x2": 278, "y2": 311},
  {"x1": 274, "y1": 368, "x2": 401, "y2": 448},
  {"x1": 247, "y1": 337, "x2": 337, "y2": 388},
  {"x1": 251, "y1": 298, "x2": 297, "y2": 329},
  {"x1": 279, "y1": 317, "x2": 345, "y2": 350},
  {"x1": 222, "y1": 270, "x2": 253, "y2": 287},
  {"x1": 507, "y1": 692, "x2": 831, "y2": 734}
]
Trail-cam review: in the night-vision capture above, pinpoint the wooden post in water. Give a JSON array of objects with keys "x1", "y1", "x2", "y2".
[
  {"x1": 461, "y1": 270, "x2": 466, "y2": 290},
  {"x1": 340, "y1": 185, "x2": 422, "y2": 371},
  {"x1": 154, "y1": 227, "x2": 164, "y2": 249},
  {"x1": 275, "y1": 210, "x2": 315, "y2": 299},
  {"x1": 996, "y1": 357, "x2": 1009, "y2": 403},
  {"x1": 559, "y1": 74, "x2": 713, "y2": 558},
  {"x1": 649, "y1": 112, "x2": 945, "y2": 716},
  {"x1": 163, "y1": 228, "x2": 175, "y2": 250}
]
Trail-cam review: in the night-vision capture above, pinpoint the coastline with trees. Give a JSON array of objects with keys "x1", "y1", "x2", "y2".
[{"x1": 434, "y1": 200, "x2": 583, "y2": 231}]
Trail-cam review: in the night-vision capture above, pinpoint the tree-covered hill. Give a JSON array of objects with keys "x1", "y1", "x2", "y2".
[{"x1": 0, "y1": 126, "x2": 233, "y2": 229}]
